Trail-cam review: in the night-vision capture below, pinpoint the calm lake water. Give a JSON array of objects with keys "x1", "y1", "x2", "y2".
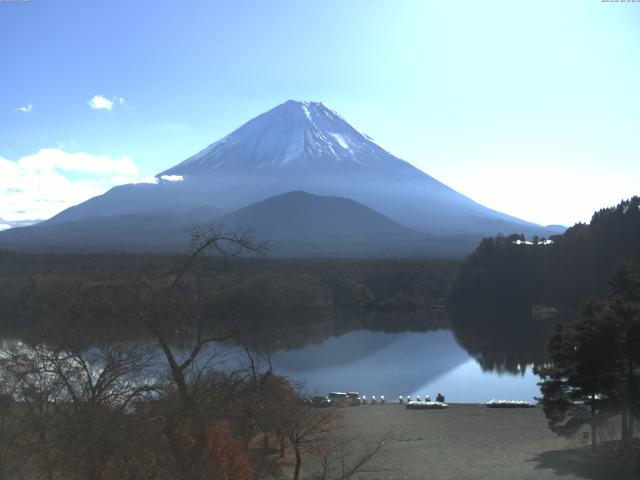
[
  {"x1": 3, "y1": 310, "x2": 547, "y2": 404},
  {"x1": 269, "y1": 329, "x2": 541, "y2": 403}
]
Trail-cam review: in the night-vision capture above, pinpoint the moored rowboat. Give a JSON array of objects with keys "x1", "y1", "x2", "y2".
[
  {"x1": 485, "y1": 399, "x2": 535, "y2": 408},
  {"x1": 405, "y1": 401, "x2": 448, "y2": 410}
]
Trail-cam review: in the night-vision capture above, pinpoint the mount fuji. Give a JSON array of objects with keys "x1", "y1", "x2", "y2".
[
  {"x1": 160, "y1": 100, "x2": 419, "y2": 177},
  {"x1": 0, "y1": 100, "x2": 562, "y2": 255}
]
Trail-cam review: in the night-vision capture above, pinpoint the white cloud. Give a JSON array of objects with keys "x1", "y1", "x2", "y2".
[
  {"x1": 159, "y1": 175, "x2": 183, "y2": 182},
  {"x1": 15, "y1": 104, "x2": 33, "y2": 113},
  {"x1": 88, "y1": 95, "x2": 114, "y2": 110},
  {"x1": 0, "y1": 148, "x2": 151, "y2": 225},
  {"x1": 17, "y1": 148, "x2": 138, "y2": 176}
]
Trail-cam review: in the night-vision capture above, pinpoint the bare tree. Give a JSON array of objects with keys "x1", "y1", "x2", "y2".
[
  {"x1": 47, "y1": 344, "x2": 158, "y2": 479},
  {"x1": 281, "y1": 400, "x2": 395, "y2": 480},
  {"x1": 285, "y1": 402, "x2": 339, "y2": 480},
  {"x1": 0, "y1": 343, "x2": 62, "y2": 480},
  {"x1": 311, "y1": 434, "x2": 393, "y2": 480},
  {"x1": 0, "y1": 341, "x2": 159, "y2": 480},
  {"x1": 0, "y1": 380, "x2": 18, "y2": 479},
  {"x1": 112, "y1": 224, "x2": 266, "y2": 480}
]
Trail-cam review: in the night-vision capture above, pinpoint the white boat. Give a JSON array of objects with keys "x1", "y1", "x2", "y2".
[
  {"x1": 485, "y1": 399, "x2": 535, "y2": 408},
  {"x1": 405, "y1": 401, "x2": 448, "y2": 410}
]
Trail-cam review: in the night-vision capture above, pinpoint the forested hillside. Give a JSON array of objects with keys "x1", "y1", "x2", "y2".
[
  {"x1": 0, "y1": 252, "x2": 457, "y2": 344},
  {"x1": 450, "y1": 197, "x2": 640, "y2": 312}
]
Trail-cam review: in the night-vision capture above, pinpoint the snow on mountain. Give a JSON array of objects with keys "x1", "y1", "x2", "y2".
[{"x1": 160, "y1": 100, "x2": 417, "y2": 177}]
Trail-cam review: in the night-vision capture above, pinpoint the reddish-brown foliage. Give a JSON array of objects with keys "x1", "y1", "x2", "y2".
[
  {"x1": 205, "y1": 421, "x2": 253, "y2": 480},
  {"x1": 178, "y1": 420, "x2": 253, "y2": 480}
]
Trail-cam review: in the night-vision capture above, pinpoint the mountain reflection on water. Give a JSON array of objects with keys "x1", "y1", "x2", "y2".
[
  {"x1": 271, "y1": 329, "x2": 541, "y2": 403},
  {"x1": 225, "y1": 309, "x2": 551, "y2": 403},
  {"x1": 2, "y1": 309, "x2": 553, "y2": 403}
]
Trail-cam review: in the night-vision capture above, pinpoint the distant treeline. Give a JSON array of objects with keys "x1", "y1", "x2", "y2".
[
  {"x1": 0, "y1": 251, "x2": 458, "y2": 343},
  {"x1": 449, "y1": 196, "x2": 640, "y2": 313}
]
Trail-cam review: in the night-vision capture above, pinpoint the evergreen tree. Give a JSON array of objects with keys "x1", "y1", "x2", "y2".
[
  {"x1": 536, "y1": 302, "x2": 619, "y2": 446},
  {"x1": 537, "y1": 246, "x2": 640, "y2": 447},
  {"x1": 608, "y1": 248, "x2": 640, "y2": 443}
]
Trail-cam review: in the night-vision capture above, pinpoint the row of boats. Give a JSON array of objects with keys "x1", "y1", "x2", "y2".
[
  {"x1": 398, "y1": 394, "x2": 445, "y2": 404},
  {"x1": 404, "y1": 399, "x2": 536, "y2": 410},
  {"x1": 485, "y1": 399, "x2": 536, "y2": 408},
  {"x1": 309, "y1": 392, "x2": 535, "y2": 409},
  {"x1": 405, "y1": 401, "x2": 449, "y2": 410}
]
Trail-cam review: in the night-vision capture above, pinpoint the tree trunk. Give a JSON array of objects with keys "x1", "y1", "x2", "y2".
[
  {"x1": 38, "y1": 428, "x2": 55, "y2": 480},
  {"x1": 622, "y1": 408, "x2": 629, "y2": 443},
  {"x1": 279, "y1": 433, "x2": 285, "y2": 458},
  {"x1": 46, "y1": 460, "x2": 55, "y2": 480},
  {"x1": 622, "y1": 357, "x2": 634, "y2": 444},
  {"x1": 192, "y1": 416, "x2": 208, "y2": 480},
  {"x1": 590, "y1": 395, "x2": 598, "y2": 448},
  {"x1": 292, "y1": 443, "x2": 302, "y2": 480}
]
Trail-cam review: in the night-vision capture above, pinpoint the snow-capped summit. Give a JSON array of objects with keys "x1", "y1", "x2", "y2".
[{"x1": 160, "y1": 100, "x2": 416, "y2": 177}]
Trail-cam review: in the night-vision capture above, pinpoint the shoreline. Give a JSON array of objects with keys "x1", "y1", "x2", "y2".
[{"x1": 336, "y1": 403, "x2": 624, "y2": 480}]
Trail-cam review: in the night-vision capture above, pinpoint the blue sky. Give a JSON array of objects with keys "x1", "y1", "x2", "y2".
[{"x1": 1, "y1": 0, "x2": 639, "y2": 227}]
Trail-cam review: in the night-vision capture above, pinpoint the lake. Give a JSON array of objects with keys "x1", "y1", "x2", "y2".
[
  {"x1": 194, "y1": 308, "x2": 548, "y2": 404},
  {"x1": 270, "y1": 328, "x2": 541, "y2": 403},
  {"x1": 2, "y1": 309, "x2": 548, "y2": 404}
]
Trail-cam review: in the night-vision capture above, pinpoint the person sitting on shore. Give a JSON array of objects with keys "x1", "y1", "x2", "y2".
[{"x1": 436, "y1": 393, "x2": 445, "y2": 403}]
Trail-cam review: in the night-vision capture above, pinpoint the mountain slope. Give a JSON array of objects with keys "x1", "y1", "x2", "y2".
[
  {"x1": 216, "y1": 191, "x2": 413, "y2": 256},
  {"x1": 219, "y1": 190, "x2": 409, "y2": 238},
  {"x1": 155, "y1": 100, "x2": 558, "y2": 236},
  {"x1": 0, "y1": 191, "x2": 480, "y2": 256},
  {"x1": 160, "y1": 100, "x2": 419, "y2": 177},
  {"x1": 214, "y1": 191, "x2": 480, "y2": 257},
  {"x1": 0, "y1": 206, "x2": 223, "y2": 253}
]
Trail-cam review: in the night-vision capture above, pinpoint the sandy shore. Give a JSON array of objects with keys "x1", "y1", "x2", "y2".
[{"x1": 340, "y1": 404, "x2": 628, "y2": 480}]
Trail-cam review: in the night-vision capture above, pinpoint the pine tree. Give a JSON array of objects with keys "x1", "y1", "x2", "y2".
[
  {"x1": 537, "y1": 246, "x2": 640, "y2": 447},
  {"x1": 536, "y1": 303, "x2": 619, "y2": 446},
  {"x1": 608, "y1": 249, "x2": 640, "y2": 444}
]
